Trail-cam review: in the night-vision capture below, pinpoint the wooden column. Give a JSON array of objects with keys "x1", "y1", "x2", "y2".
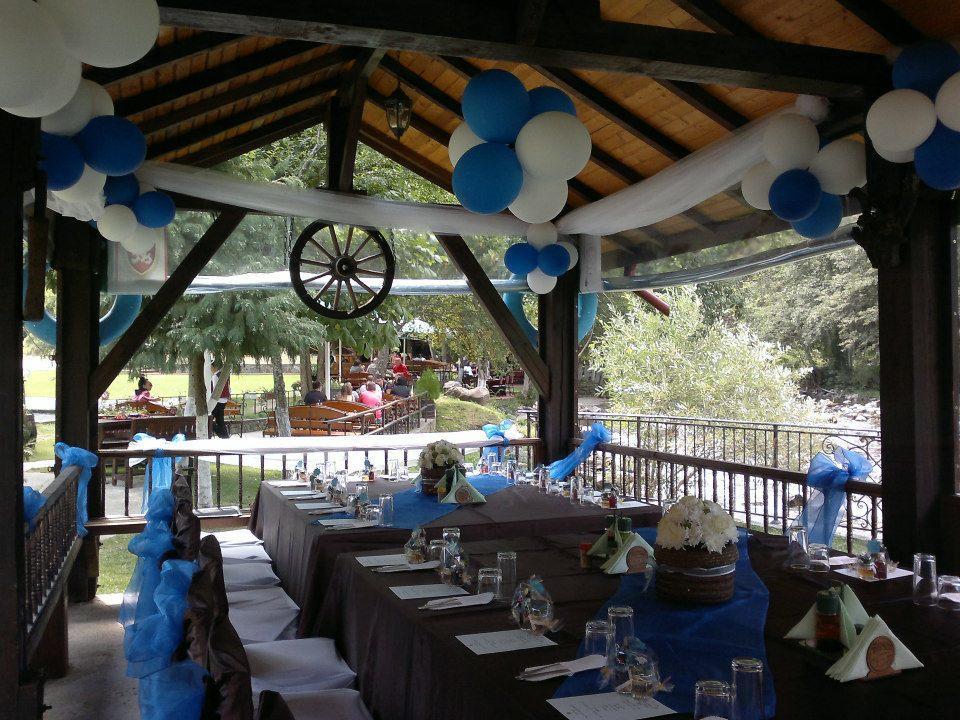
[
  {"x1": 54, "y1": 217, "x2": 102, "y2": 603},
  {"x1": 326, "y1": 49, "x2": 384, "y2": 192},
  {"x1": 537, "y1": 269, "x2": 579, "y2": 463}
]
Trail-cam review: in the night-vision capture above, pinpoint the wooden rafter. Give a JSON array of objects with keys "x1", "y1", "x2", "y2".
[
  {"x1": 833, "y1": 0, "x2": 925, "y2": 45},
  {"x1": 327, "y1": 49, "x2": 386, "y2": 191},
  {"x1": 358, "y1": 124, "x2": 454, "y2": 192},
  {"x1": 669, "y1": 0, "x2": 761, "y2": 37},
  {"x1": 156, "y1": 0, "x2": 888, "y2": 96}
]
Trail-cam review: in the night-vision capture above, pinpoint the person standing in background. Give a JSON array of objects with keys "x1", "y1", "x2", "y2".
[
  {"x1": 303, "y1": 380, "x2": 327, "y2": 405},
  {"x1": 133, "y1": 375, "x2": 154, "y2": 400},
  {"x1": 210, "y1": 363, "x2": 231, "y2": 439}
]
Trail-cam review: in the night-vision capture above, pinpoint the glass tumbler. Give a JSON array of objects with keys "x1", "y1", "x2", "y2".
[
  {"x1": 607, "y1": 606, "x2": 635, "y2": 692},
  {"x1": 442, "y1": 527, "x2": 461, "y2": 545},
  {"x1": 584, "y1": 620, "x2": 613, "y2": 660},
  {"x1": 628, "y1": 655, "x2": 662, "y2": 701},
  {"x1": 808, "y1": 543, "x2": 830, "y2": 573},
  {"x1": 428, "y1": 539, "x2": 446, "y2": 567},
  {"x1": 786, "y1": 521, "x2": 809, "y2": 570},
  {"x1": 937, "y1": 575, "x2": 960, "y2": 611},
  {"x1": 913, "y1": 553, "x2": 938, "y2": 606},
  {"x1": 731, "y1": 657, "x2": 764, "y2": 720},
  {"x1": 379, "y1": 495, "x2": 395, "y2": 527},
  {"x1": 496, "y1": 551, "x2": 517, "y2": 601},
  {"x1": 694, "y1": 680, "x2": 733, "y2": 720},
  {"x1": 477, "y1": 568, "x2": 502, "y2": 597}
]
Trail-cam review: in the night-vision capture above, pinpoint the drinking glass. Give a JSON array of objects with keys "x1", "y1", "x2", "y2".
[
  {"x1": 496, "y1": 551, "x2": 517, "y2": 601},
  {"x1": 477, "y1": 568, "x2": 502, "y2": 597},
  {"x1": 570, "y1": 476, "x2": 582, "y2": 504},
  {"x1": 527, "y1": 596, "x2": 554, "y2": 635},
  {"x1": 628, "y1": 656, "x2": 662, "y2": 701},
  {"x1": 442, "y1": 527, "x2": 461, "y2": 545},
  {"x1": 428, "y1": 539, "x2": 446, "y2": 565},
  {"x1": 379, "y1": 495, "x2": 395, "y2": 527},
  {"x1": 808, "y1": 543, "x2": 830, "y2": 573},
  {"x1": 914, "y1": 553, "x2": 938, "y2": 605},
  {"x1": 731, "y1": 657, "x2": 764, "y2": 720},
  {"x1": 937, "y1": 575, "x2": 960, "y2": 611},
  {"x1": 607, "y1": 606, "x2": 635, "y2": 692},
  {"x1": 389, "y1": 459, "x2": 401, "y2": 482},
  {"x1": 786, "y1": 521, "x2": 810, "y2": 570},
  {"x1": 584, "y1": 620, "x2": 613, "y2": 660},
  {"x1": 490, "y1": 461, "x2": 503, "y2": 476},
  {"x1": 364, "y1": 505, "x2": 382, "y2": 524},
  {"x1": 694, "y1": 680, "x2": 733, "y2": 720},
  {"x1": 537, "y1": 466, "x2": 549, "y2": 493}
]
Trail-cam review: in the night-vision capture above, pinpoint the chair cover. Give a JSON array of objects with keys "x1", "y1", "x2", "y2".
[
  {"x1": 255, "y1": 691, "x2": 295, "y2": 720},
  {"x1": 223, "y1": 563, "x2": 281, "y2": 593},
  {"x1": 221, "y1": 543, "x2": 273, "y2": 564},
  {"x1": 245, "y1": 638, "x2": 356, "y2": 700},
  {"x1": 171, "y1": 497, "x2": 201, "y2": 562},
  {"x1": 227, "y1": 588, "x2": 300, "y2": 645},
  {"x1": 172, "y1": 472, "x2": 193, "y2": 505},
  {"x1": 202, "y1": 528, "x2": 263, "y2": 547},
  {"x1": 271, "y1": 690, "x2": 372, "y2": 720}
]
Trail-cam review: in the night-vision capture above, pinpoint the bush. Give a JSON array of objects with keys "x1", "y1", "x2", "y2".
[
  {"x1": 414, "y1": 368, "x2": 442, "y2": 400},
  {"x1": 435, "y1": 397, "x2": 503, "y2": 432}
]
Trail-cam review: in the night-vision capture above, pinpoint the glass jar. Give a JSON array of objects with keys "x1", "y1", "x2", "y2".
[
  {"x1": 815, "y1": 588, "x2": 842, "y2": 653},
  {"x1": 570, "y1": 475, "x2": 582, "y2": 504},
  {"x1": 403, "y1": 528, "x2": 427, "y2": 564},
  {"x1": 601, "y1": 484, "x2": 618, "y2": 509},
  {"x1": 855, "y1": 553, "x2": 876, "y2": 581}
]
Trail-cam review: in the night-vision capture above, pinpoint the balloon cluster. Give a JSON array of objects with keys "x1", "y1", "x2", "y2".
[
  {"x1": 741, "y1": 114, "x2": 864, "y2": 239},
  {"x1": 2, "y1": 0, "x2": 169, "y2": 255},
  {"x1": 503, "y1": 222, "x2": 579, "y2": 295},
  {"x1": 449, "y1": 69, "x2": 591, "y2": 224},
  {"x1": 865, "y1": 40, "x2": 960, "y2": 190}
]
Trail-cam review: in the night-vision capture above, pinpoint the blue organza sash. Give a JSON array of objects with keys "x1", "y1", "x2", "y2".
[
  {"x1": 54, "y1": 442, "x2": 98, "y2": 537},
  {"x1": 554, "y1": 528, "x2": 775, "y2": 718},
  {"x1": 137, "y1": 659, "x2": 207, "y2": 720},
  {"x1": 800, "y1": 447, "x2": 872, "y2": 546},
  {"x1": 120, "y1": 488, "x2": 176, "y2": 628},
  {"x1": 23, "y1": 486, "x2": 46, "y2": 531},
  {"x1": 548, "y1": 422, "x2": 611, "y2": 481},
  {"x1": 482, "y1": 419, "x2": 514, "y2": 462},
  {"x1": 133, "y1": 433, "x2": 184, "y2": 514}
]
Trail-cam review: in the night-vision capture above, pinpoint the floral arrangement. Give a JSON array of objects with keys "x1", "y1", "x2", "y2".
[
  {"x1": 419, "y1": 440, "x2": 465, "y2": 470},
  {"x1": 656, "y1": 496, "x2": 738, "y2": 554}
]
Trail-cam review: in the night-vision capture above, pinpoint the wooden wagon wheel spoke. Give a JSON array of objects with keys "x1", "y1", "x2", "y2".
[
  {"x1": 329, "y1": 225, "x2": 342, "y2": 257},
  {"x1": 333, "y1": 280, "x2": 343, "y2": 311},
  {"x1": 308, "y1": 236, "x2": 336, "y2": 261},
  {"x1": 354, "y1": 268, "x2": 385, "y2": 278},
  {"x1": 300, "y1": 258, "x2": 330, "y2": 269},
  {"x1": 301, "y1": 271, "x2": 331, "y2": 286},
  {"x1": 346, "y1": 281, "x2": 360, "y2": 311},
  {"x1": 352, "y1": 275, "x2": 375, "y2": 295},
  {"x1": 351, "y1": 233, "x2": 372, "y2": 259},
  {"x1": 313, "y1": 275, "x2": 337, "y2": 301},
  {"x1": 355, "y1": 252, "x2": 384, "y2": 266},
  {"x1": 343, "y1": 225, "x2": 355, "y2": 255}
]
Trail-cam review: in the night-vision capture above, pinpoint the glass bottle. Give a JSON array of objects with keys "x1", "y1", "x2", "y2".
[
  {"x1": 815, "y1": 588, "x2": 842, "y2": 653},
  {"x1": 404, "y1": 528, "x2": 427, "y2": 564},
  {"x1": 601, "y1": 484, "x2": 618, "y2": 509},
  {"x1": 604, "y1": 515, "x2": 618, "y2": 556}
]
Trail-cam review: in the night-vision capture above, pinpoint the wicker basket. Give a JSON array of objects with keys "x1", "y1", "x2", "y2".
[
  {"x1": 654, "y1": 542, "x2": 739, "y2": 604},
  {"x1": 419, "y1": 465, "x2": 449, "y2": 496}
]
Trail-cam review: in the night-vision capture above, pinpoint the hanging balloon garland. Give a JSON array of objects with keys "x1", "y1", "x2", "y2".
[{"x1": 448, "y1": 69, "x2": 591, "y2": 294}]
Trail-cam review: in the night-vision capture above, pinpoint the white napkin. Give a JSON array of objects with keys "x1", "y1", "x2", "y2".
[
  {"x1": 419, "y1": 591, "x2": 495, "y2": 610},
  {"x1": 826, "y1": 616, "x2": 923, "y2": 681},
  {"x1": 784, "y1": 602, "x2": 858, "y2": 649},
  {"x1": 316, "y1": 518, "x2": 379, "y2": 529},
  {"x1": 518, "y1": 654, "x2": 606, "y2": 681},
  {"x1": 373, "y1": 560, "x2": 441, "y2": 573},
  {"x1": 601, "y1": 532, "x2": 656, "y2": 574},
  {"x1": 841, "y1": 584, "x2": 870, "y2": 627}
]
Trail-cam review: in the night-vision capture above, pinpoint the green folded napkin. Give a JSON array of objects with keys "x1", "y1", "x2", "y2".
[
  {"x1": 440, "y1": 466, "x2": 486, "y2": 505},
  {"x1": 601, "y1": 532, "x2": 656, "y2": 574}
]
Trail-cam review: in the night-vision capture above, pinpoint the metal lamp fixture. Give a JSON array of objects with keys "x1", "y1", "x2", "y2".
[{"x1": 383, "y1": 84, "x2": 412, "y2": 140}]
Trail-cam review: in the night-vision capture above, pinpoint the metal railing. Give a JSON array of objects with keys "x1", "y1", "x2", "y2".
[
  {"x1": 574, "y1": 440, "x2": 882, "y2": 552},
  {"x1": 22, "y1": 465, "x2": 82, "y2": 663}
]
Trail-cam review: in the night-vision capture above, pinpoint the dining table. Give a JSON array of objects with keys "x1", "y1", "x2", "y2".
[
  {"x1": 249, "y1": 477, "x2": 663, "y2": 636},
  {"x1": 316, "y1": 531, "x2": 960, "y2": 720}
]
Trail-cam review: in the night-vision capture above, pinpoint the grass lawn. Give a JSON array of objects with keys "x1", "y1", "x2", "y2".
[
  {"x1": 435, "y1": 397, "x2": 505, "y2": 432},
  {"x1": 31, "y1": 422, "x2": 56, "y2": 462}
]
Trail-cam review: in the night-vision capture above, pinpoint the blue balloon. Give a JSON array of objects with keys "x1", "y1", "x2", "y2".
[
  {"x1": 538, "y1": 243, "x2": 571, "y2": 277},
  {"x1": 792, "y1": 193, "x2": 842, "y2": 239},
  {"x1": 893, "y1": 41, "x2": 960, "y2": 98},
  {"x1": 452, "y1": 143, "x2": 523, "y2": 214},
  {"x1": 104, "y1": 174, "x2": 141, "y2": 206},
  {"x1": 768, "y1": 169, "x2": 822, "y2": 222},
  {"x1": 915, "y1": 122, "x2": 960, "y2": 190},
  {"x1": 133, "y1": 191, "x2": 177, "y2": 228},
  {"x1": 39, "y1": 132, "x2": 84, "y2": 191},
  {"x1": 76, "y1": 116, "x2": 147, "y2": 176},
  {"x1": 528, "y1": 86, "x2": 576, "y2": 117},
  {"x1": 462, "y1": 69, "x2": 530, "y2": 144},
  {"x1": 504, "y1": 242, "x2": 539, "y2": 275}
]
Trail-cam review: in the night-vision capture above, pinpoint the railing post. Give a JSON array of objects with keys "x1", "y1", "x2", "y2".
[{"x1": 771, "y1": 424, "x2": 780, "y2": 468}]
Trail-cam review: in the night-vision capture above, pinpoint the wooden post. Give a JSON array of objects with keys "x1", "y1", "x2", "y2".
[
  {"x1": 537, "y1": 269, "x2": 579, "y2": 463},
  {"x1": 54, "y1": 217, "x2": 103, "y2": 603}
]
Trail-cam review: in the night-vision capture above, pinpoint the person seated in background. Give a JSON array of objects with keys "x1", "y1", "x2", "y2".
[
  {"x1": 339, "y1": 382, "x2": 358, "y2": 403},
  {"x1": 383, "y1": 371, "x2": 395, "y2": 394},
  {"x1": 391, "y1": 374, "x2": 412, "y2": 398},
  {"x1": 366, "y1": 374, "x2": 384, "y2": 401},
  {"x1": 349, "y1": 358, "x2": 364, "y2": 374},
  {"x1": 366, "y1": 358, "x2": 378, "y2": 374},
  {"x1": 303, "y1": 380, "x2": 327, "y2": 406},
  {"x1": 392, "y1": 353, "x2": 410, "y2": 377},
  {"x1": 358, "y1": 381, "x2": 383, "y2": 419},
  {"x1": 133, "y1": 375, "x2": 154, "y2": 401}
]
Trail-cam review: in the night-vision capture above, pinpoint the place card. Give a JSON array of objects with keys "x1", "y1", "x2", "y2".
[
  {"x1": 357, "y1": 553, "x2": 407, "y2": 567},
  {"x1": 834, "y1": 566, "x2": 913, "y2": 582},
  {"x1": 389, "y1": 584, "x2": 469, "y2": 600},
  {"x1": 295, "y1": 502, "x2": 340, "y2": 510},
  {"x1": 547, "y1": 693, "x2": 675, "y2": 720},
  {"x1": 281, "y1": 490, "x2": 322, "y2": 497},
  {"x1": 455, "y1": 629, "x2": 557, "y2": 655},
  {"x1": 268, "y1": 480, "x2": 310, "y2": 488},
  {"x1": 317, "y1": 518, "x2": 380, "y2": 529}
]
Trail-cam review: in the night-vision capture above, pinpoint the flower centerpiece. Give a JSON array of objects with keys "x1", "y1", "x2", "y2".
[
  {"x1": 654, "y1": 496, "x2": 739, "y2": 604},
  {"x1": 418, "y1": 440, "x2": 465, "y2": 496}
]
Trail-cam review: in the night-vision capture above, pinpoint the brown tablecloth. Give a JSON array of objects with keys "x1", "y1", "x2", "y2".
[
  {"x1": 318, "y1": 533, "x2": 960, "y2": 720},
  {"x1": 250, "y1": 481, "x2": 661, "y2": 635}
]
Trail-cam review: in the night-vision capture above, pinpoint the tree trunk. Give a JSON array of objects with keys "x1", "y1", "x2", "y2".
[
  {"x1": 375, "y1": 346, "x2": 390, "y2": 376},
  {"x1": 273, "y1": 352, "x2": 292, "y2": 437},
  {"x1": 299, "y1": 345, "x2": 312, "y2": 397},
  {"x1": 188, "y1": 352, "x2": 213, "y2": 508},
  {"x1": 477, "y1": 357, "x2": 491, "y2": 389}
]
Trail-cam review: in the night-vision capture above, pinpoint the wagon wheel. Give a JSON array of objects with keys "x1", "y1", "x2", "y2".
[{"x1": 289, "y1": 220, "x2": 395, "y2": 320}]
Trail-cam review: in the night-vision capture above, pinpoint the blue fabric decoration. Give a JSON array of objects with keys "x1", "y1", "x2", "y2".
[
  {"x1": 453, "y1": 142, "x2": 524, "y2": 214},
  {"x1": 119, "y1": 491, "x2": 176, "y2": 629},
  {"x1": 548, "y1": 422, "x2": 611, "y2": 481},
  {"x1": 915, "y1": 122, "x2": 960, "y2": 191},
  {"x1": 76, "y1": 116, "x2": 147, "y2": 176},
  {"x1": 98, "y1": 295, "x2": 143, "y2": 345},
  {"x1": 104, "y1": 173, "x2": 140, "y2": 206},
  {"x1": 555, "y1": 528, "x2": 775, "y2": 718},
  {"x1": 54, "y1": 442, "x2": 98, "y2": 537},
  {"x1": 505, "y1": 242, "x2": 539, "y2": 275},
  {"x1": 503, "y1": 278, "x2": 598, "y2": 348},
  {"x1": 800, "y1": 447, "x2": 872, "y2": 546},
  {"x1": 462, "y1": 69, "x2": 531, "y2": 144},
  {"x1": 39, "y1": 132, "x2": 84, "y2": 191},
  {"x1": 892, "y1": 40, "x2": 960, "y2": 99},
  {"x1": 133, "y1": 433, "x2": 184, "y2": 514},
  {"x1": 538, "y1": 243, "x2": 571, "y2": 277},
  {"x1": 133, "y1": 191, "x2": 176, "y2": 228},
  {"x1": 528, "y1": 86, "x2": 576, "y2": 117},
  {"x1": 792, "y1": 192, "x2": 842, "y2": 239},
  {"x1": 23, "y1": 486, "x2": 46, "y2": 531},
  {"x1": 768, "y1": 169, "x2": 822, "y2": 222},
  {"x1": 138, "y1": 659, "x2": 207, "y2": 720},
  {"x1": 482, "y1": 419, "x2": 514, "y2": 463}
]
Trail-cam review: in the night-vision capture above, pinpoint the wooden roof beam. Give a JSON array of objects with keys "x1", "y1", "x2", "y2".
[
  {"x1": 669, "y1": 0, "x2": 761, "y2": 37},
  {"x1": 327, "y1": 49, "x2": 386, "y2": 190},
  {"x1": 833, "y1": 0, "x2": 925, "y2": 45},
  {"x1": 157, "y1": 1, "x2": 888, "y2": 96},
  {"x1": 359, "y1": 124, "x2": 454, "y2": 192}
]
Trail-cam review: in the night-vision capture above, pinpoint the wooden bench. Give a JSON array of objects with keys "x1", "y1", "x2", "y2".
[{"x1": 262, "y1": 405, "x2": 356, "y2": 437}]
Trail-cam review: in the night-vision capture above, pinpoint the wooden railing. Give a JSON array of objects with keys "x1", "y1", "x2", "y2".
[
  {"x1": 22, "y1": 465, "x2": 82, "y2": 664},
  {"x1": 574, "y1": 439, "x2": 882, "y2": 552}
]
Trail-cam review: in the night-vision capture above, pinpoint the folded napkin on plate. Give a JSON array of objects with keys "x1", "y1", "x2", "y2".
[
  {"x1": 785, "y1": 583, "x2": 867, "y2": 649},
  {"x1": 517, "y1": 654, "x2": 607, "y2": 681},
  {"x1": 601, "y1": 531, "x2": 656, "y2": 575},
  {"x1": 826, "y1": 616, "x2": 923, "y2": 682},
  {"x1": 440, "y1": 467, "x2": 486, "y2": 505},
  {"x1": 420, "y1": 591, "x2": 494, "y2": 610},
  {"x1": 373, "y1": 560, "x2": 441, "y2": 573},
  {"x1": 586, "y1": 528, "x2": 632, "y2": 559}
]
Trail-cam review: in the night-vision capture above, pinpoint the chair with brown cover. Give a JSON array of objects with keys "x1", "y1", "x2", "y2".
[{"x1": 255, "y1": 690, "x2": 372, "y2": 720}]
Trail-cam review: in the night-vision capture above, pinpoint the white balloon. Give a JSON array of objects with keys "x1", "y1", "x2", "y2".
[
  {"x1": 40, "y1": 0, "x2": 159, "y2": 68},
  {"x1": 52, "y1": 164, "x2": 105, "y2": 203},
  {"x1": 866, "y1": 89, "x2": 936, "y2": 153},
  {"x1": 40, "y1": 78, "x2": 95, "y2": 135},
  {"x1": 89, "y1": 82, "x2": 114, "y2": 117},
  {"x1": 97, "y1": 204, "x2": 137, "y2": 244},
  {"x1": 740, "y1": 161, "x2": 780, "y2": 210},
  {"x1": 874, "y1": 145, "x2": 914, "y2": 163},
  {"x1": 448, "y1": 123, "x2": 482, "y2": 167},
  {"x1": 508, "y1": 175, "x2": 568, "y2": 224},
  {"x1": 120, "y1": 224, "x2": 159, "y2": 254},
  {"x1": 0, "y1": 0, "x2": 71, "y2": 107},
  {"x1": 935, "y1": 71, "x2": 960, "y2": 132},
  {"x1": 526, "y1": 222, "x2": 557, "y2": 249},
  {"x1": 3, "y1": 53, "x2": 80, "y2": 118},
  {"x1": 808, "y1": 139, "x2": 866, "y2": 195},
  {"x1": 762, "y1": 113, "x2": 820, "y2": 170},
  {"x1": 558, "y1": 241, "x2": 579, "y2": 270},
  {"x1": 515, "y1": 111, "x2": 592, "y2": 181},
  {"x1": 526, "y1": 268, "x2": 557, "y2": 295}
]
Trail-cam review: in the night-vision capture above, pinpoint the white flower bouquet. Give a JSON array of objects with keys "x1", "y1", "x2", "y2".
[
  {"x1": 656, "y1": 496, "x2": 738, "y2": 553},
  {"x1": 418, "y1": 440, "x2": 465, "y2": 471}
]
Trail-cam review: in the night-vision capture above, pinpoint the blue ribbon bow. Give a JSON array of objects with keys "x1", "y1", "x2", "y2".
[
  {"x1": 54, "y1": 442, "x2": 98, "y2": 538},
  {"x1": 133, "y1": 433, "x2": 184, "y2": 514},
  {"x1": 482, "y1": 419, "x2": 514, "y2": 445},
  {"x1": 800, "y1": 447, "x2": 873, "y2": 545},
  {"x1": 22, "y1": 486, "x2": 46, "y2": 532},
  {"x1": 548, "y1": 422, "x2": 612, "y2": 481}
]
